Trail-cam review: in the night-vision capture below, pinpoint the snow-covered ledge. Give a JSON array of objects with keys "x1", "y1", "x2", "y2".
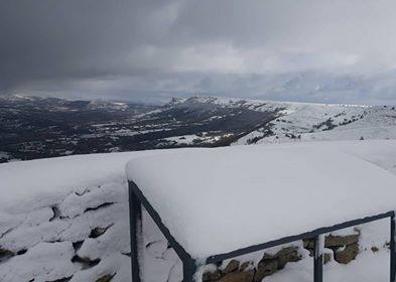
[
  {"x1": 126, "y1": 142, "x2": 396, "y2": 282},
  {"x1": 1, "y1": 140, "x2": 396, "y2": 282}
]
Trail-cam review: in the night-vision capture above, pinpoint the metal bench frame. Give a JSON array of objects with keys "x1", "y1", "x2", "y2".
[{"x1": 129, "y1": 181, "x2": 396, "y2": 282}]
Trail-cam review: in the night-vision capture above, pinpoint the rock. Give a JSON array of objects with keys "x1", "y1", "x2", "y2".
[
  {"x1": 0, "y1": 248, "x2": 14, "y2": 263},
  {"x1": 16, "y1": 249, "x2": 27, "y2": 255},
  {"x1": 96, "y1": 274, "x2": 115, "y2": 282},
  {"x1": 261, "y1": 253, "x2": 275, "y2": 260},
  {"x1": 323, "y1": 252, "x2": 332, "y2": 264},
  {"x1": 275, "y1": 247, "x2": 301, "y2": 269},
  {"x1": 334, "y1": 243, "x2": 359, "y2": 264},
  {"x1": 223, "y1": 260, "x2": 240, "y2": 273},
  {"x1": 219, "y1": 271, "x2": 254, "y2": 282},
  {"x1": 371, "y1": 246, "x2": 379, "y2": 253},
  {"x1": 203, "y1": 270, "x2": 222, "y2": 281},
  {"x1": 240, "y1": 261, "x2": 254, "y2": 271},
  {"x1": 254, "y1": 259, "x2": 278, "y2": 282},
  {"x1": 72, "y1": 240, "x2": 84, "y2": 251},
  {"x1": 304, "y1": 234, "x2": 360, "y2": 260},
  {"x1": 49, "y1": 277, "x2": 72, "y2": 282},
  {"x1": 0, "y1": 248, "x2": 14, "y2": 256},
  {"x1": 89, "y1": 226, "x2": 111, "y2": 238},
  {"x1": 303, "y1": 238, "x2": 315, "y2": 255},
  {"x1": 326, "y1": 235, "x2": 359, "y2": 248},
  {"x1": 71, "y1": 255, "x2": 101, "y2": 269}
]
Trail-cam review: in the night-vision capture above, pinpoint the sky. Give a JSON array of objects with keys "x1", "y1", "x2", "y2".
[{"x1": 1, "y1": 0, "x2": 396, "y2": 104}]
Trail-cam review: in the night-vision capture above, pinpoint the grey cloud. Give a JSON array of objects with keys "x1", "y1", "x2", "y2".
[
  {"x1": 0, "y1": 0, "x2": 174, "y2": 82},
  {"x1": 1, "y1": 0, "x2": 396, "y2": 104}
]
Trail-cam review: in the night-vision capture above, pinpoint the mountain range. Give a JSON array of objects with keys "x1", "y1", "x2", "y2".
[{"x1": 1, "y1": 95, "x2": 395, "y2": 162}]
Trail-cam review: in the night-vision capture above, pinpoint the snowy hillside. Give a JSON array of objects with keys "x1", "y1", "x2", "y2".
[
  {"x1": 236, "y1": 103, "x2": 396, "y2": 144},
  {"x1": 171, "y1": 97, "x2": 396, "y2": 145},
  {"x1": 154, "y1": 96, "x2": 396, "y2": 145},
  {"x1": 1, "y1": 140, "x2": 396, "y2": 281}
]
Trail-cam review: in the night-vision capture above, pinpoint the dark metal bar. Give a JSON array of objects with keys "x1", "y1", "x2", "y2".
[
  {"x1": 206, "y1": 211, "x2": 394, "y2": 264},
  {"x1": 314, "y1": 235, "x2": 323, "y2": 282},
  {"x1": 129, "y1": 182, "x2": 143, "y2": 282},
  {"x1": 182, "y1": 259, "x2": 198, "y2": 282},
  {"x1": 129, "y1": 181, "x2": 193, "y2": 262},
  {"x1": 129, "y1": 181, "x2": 197, "y2": 281},
  {"x1": 391, "y1": 214, "x2": 396, "y2": 282}
]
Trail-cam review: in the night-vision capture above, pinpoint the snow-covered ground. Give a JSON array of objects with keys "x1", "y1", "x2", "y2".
[
  {"x1": 0, "y1": 151, "x2": 173, "y2": 282},
  {"x1": 1, "y1": 140, "x2": 396, "y2": 281}
]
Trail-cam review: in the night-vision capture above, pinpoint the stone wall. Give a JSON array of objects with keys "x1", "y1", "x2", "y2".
[{"x1": 203, "y1": 231, "x2": 363, "y2": 282}]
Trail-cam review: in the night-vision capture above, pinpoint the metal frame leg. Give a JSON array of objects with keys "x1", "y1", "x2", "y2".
[
  {"x1": 129, "y1": 184, "x2": 143, "y2": 282},
  {"x1": 314, "y1": 235, "x2": 324, "y2": 282},
  {"x1": 391, "y1": 215, "x2": 396, "y2": 282},
  {"x1": 182, "y1": 258, "x2": 197, "y2": 282}
]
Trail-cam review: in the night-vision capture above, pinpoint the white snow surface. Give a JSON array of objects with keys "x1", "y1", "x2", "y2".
[
  {"x1": 0, "y1": 150, "x2": 175, "y2": 282},
  {"x1": 126, "y1": 141, "x2": 396, "y2": 258},
  {"x1": 0, "y1": 151, "x2": 173, "y2": 213},
  {"x1": 1, "y1": 140, "x2": 396, "y2": 281}
]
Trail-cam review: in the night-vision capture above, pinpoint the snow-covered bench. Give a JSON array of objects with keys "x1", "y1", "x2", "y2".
[{"x1": 126, "y1": 143, "x2": 396, "y2": 282}]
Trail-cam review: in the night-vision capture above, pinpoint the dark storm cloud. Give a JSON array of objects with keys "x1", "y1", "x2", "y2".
[
  {"x1": 0, "y1": 0, "x2": 149, "y2": 82},
  {"x1": 1, "y1": 0, "x2": 396, "y2": 104},
  {"x1": 0, "y1": 1, "x2": 180, "y2": 85}
]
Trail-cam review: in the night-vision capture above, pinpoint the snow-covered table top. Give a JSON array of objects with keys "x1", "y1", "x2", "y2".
[{"x1": 126, "y1": 142, "x2": 396, "y2": 259}]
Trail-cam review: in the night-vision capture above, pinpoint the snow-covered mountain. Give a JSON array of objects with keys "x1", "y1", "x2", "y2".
[
  {"x1": 167, "y1": 96, "x2": 396, "y2": 145},
  {"x1": 1, "y1": 95, "x2": 395, "y2": 162}
]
